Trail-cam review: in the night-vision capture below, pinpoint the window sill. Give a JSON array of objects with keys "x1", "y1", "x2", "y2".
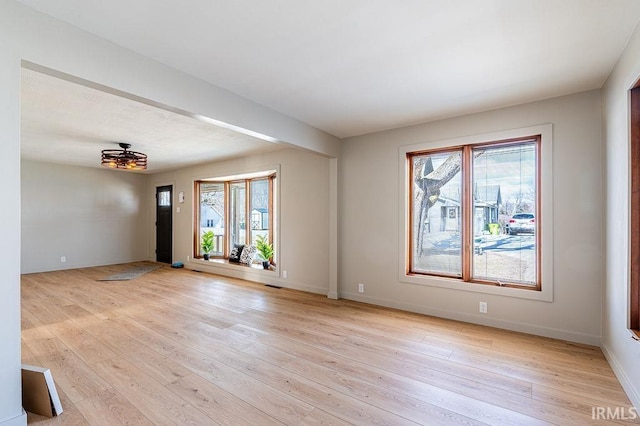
[
  {"x1": 203, "y1": 258, "x2": 272, "y2": 270},
  {"x1": 191, "y1": 257, "x2": 278, "y2": 275},
  {"x1": 399, "y1": 272, "x2": 553, "y2": 302}
]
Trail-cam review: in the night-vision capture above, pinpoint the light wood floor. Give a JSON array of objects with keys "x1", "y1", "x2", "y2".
[{"x1": 21, "y1": 263, "x2": 637, "y2": 425}]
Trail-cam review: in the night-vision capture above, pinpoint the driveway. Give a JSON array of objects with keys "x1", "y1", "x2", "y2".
[{"x1": 417, "y1": 232, "x2": 536, "y2": 284}]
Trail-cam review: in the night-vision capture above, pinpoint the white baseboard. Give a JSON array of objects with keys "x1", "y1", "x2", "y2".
[
  {"x1": 600, "y1": 339, "x2": 640, "y2": 410},
  {"x1": 0, "y1": 410, "x2": 26, "y2": 426},
  {"x1": 340, "y1": 292, "x2": 601, "y2": 346},
  {"x1": 22, "y1": 257, "x2": 150, "y2": 274},
  {"x1": 279, "y1": 280, "x2": 327, "y2": 295}
]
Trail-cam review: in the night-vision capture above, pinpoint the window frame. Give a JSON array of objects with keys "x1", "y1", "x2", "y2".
[
  {"x1": 630, "y1": 84, "x2": 640, "y2": 337},
  {"x1": 408, "y1": 137, "x2": 541, "y2": 289},
  {"x1": 194, "y1": 171, "x2": 276, "y2": 264},
  {"x1": 398, "y1": 124, "x2": 553, "y2": 302}
]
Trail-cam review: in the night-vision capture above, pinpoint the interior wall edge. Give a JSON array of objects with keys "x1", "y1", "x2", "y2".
[{"x1": 601, "y1": 339, "x2": 640, "y2": 410}]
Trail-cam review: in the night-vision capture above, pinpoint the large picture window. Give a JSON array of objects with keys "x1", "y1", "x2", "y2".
[
  {"x1": 409, "y1": 136, "x2": 541, "y2": 290},
  {"x1": 195, "y1": 171, "x2": 276, "y2": 265}
]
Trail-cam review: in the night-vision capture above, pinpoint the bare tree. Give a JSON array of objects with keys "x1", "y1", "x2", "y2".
[
  {"x1": 200, "y1": 181, "x2": 270, "y2": 228},
  {"x1": 413, "y1": 151, "x2": 487, "y2": 254},
  {"x1": 501, "y1": 188, "x2": 535, "y2": 216},
  {"x1": 413, "y1": 152, "x2": 462, "y2": 254},
  {"x1": 201, "y1": 190, "x2": 224, "y2": 224},
  {"x1": 250, "y1": 180, "x2": 270, "y2": 210}
]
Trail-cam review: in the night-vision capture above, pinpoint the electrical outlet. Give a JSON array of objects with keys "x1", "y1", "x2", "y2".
[
  {"x1": 479, "y1": 301, "x2": 488, "y2": 314},
  {"x1": 358, "y1": 283, "x2": 364, "y2": 293},
  {"x1": 186, "y1": 255, "x2": 190, "y2": 261},
  {"x1": 283, "y1": 271, "x2": 288, "y2": 279},
  {"x1": 60, "y1": 256, "x2": 66, "y2": 263}
]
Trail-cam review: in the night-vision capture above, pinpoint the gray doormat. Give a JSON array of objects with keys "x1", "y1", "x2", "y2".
[{"x1": 98, "y1": 263, "x2": 163, "y2": 281}]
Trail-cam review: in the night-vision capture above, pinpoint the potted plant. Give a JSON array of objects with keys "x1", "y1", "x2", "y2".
[
  {"x1": 255, "y1": 234, "x2": 273, "y2": 269},
  {"x1": 201, "y1": 230, "x2": 214, "y2": 260}
]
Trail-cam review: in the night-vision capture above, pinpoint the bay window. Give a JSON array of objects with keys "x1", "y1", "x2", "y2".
[{"x1": 195, "y1": 171, "x2": 276, "y2": 265}]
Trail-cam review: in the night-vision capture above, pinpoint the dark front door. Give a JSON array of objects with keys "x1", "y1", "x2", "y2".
[{"x1": 156, "y1": 185, "x2": 172, "y2": 264}]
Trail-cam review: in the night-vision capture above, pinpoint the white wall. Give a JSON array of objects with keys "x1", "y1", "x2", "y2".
[
  {"x1": 0, "y1": 1, "x2": 339, "y2": 424},
  {"x1": 21, "y1": 160, "x2": 149, "y2": 274},
  {"x1": 0, "y1": 26, "x2": 24, "y2": 426},
  {"x1": 601, "y1": 22, "x2": 640, "y2": 409},
  {"x1": 340, "y1": 90, "x2": 603, "y2": 345},
  {"x1": 148, "y1": 148, "x2": 331, "y2": 294}
]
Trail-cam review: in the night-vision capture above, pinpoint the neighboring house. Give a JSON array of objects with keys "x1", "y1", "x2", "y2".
[
  {"x1": 200, "y1": 205, "x2": 222, "y2": 228},
  {"x1": 425, "y1": 195, "x2": 460, "y2": 233},
  {"x1": 251, "y1": 208, "x2": 269, "y2": 230},
  {"x1": 425, "y1": 184, "x2": 501, "y2": 234},
  {"x1": 203, "y1": 206, "x2": 268, "y2": 231},
  {"x1": 474, "y1": 184, "x2": 502, "y2": 233}
]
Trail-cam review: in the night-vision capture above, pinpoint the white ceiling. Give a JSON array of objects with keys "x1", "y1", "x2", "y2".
[
  {"x1": 17, "y1": 0, "x2": 640, "y2": 170},
  {"x1": 21, "y1": 68, "x2": 285, "y2": 173}
]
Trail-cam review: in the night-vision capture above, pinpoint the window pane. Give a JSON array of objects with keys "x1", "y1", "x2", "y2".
[
  {"x1": 250, "y1": 179, "x2": 269, "y2": 247},
  {"x1": 230, "y1": 182, "x2": 246, "y2": 247},
  {"x1": 158, "y1": 191, "x2": 170, "y2": 206},
  {"x1": 411, "y1": 151, "x2": 462, "y2": 276},
  {"x1": 472, "y1": 142, "x2": 537, "y2": 285},
  {"x1": 200, "y1": 183, "x2": 224, "y2": 256}
]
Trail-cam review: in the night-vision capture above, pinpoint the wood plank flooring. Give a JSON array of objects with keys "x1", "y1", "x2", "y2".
[{"x1": 20, "y1": 263, "x2": 638, "y2": 425}]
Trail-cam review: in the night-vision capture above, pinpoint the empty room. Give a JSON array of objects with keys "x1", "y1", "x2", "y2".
[{"x1": 3, "y1": 0, "x2": 640, "y2": 424}]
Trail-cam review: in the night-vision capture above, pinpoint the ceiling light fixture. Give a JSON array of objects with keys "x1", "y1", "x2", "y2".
[{"x1": 101, "y1": 143, "x2": 147, "y2": 170}]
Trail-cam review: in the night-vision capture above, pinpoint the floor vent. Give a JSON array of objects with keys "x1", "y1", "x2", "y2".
[{"x1": 265, "y1": 284, "x2": 282, "y2": 289}]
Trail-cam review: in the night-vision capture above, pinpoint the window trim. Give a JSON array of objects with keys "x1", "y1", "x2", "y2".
[
  {"x1": 398, "y1": 124, "x2": 553, "y2": 302},
  {"x1": 408, "y1": 137, "x2": 541, "y2": 290}
]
